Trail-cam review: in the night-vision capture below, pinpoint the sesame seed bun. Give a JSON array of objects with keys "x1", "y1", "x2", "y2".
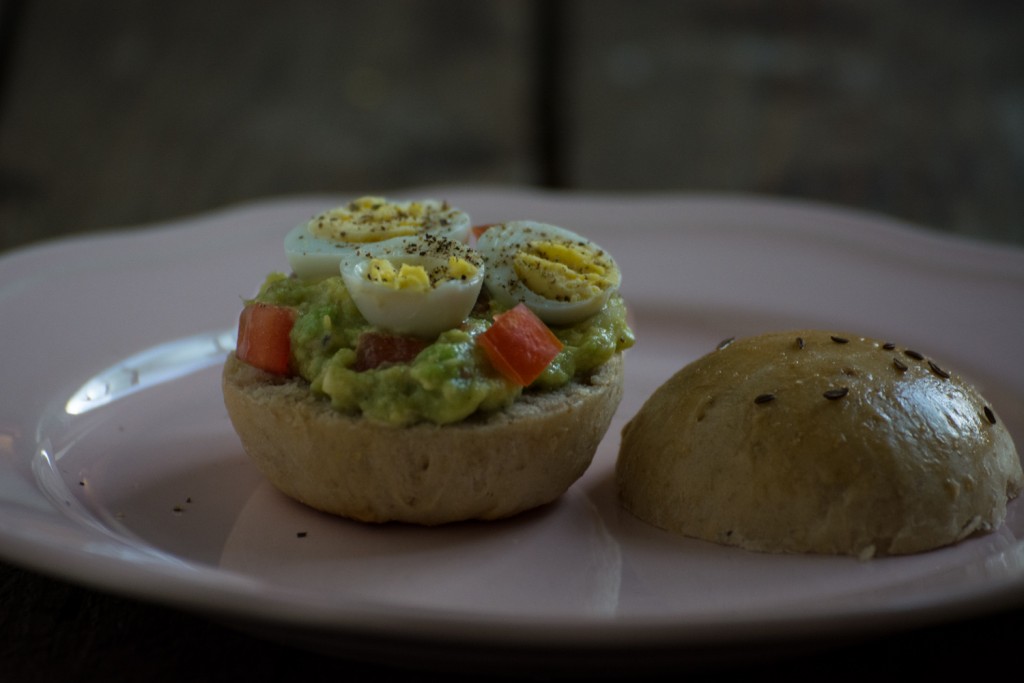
[
  {"x1": 222, "y1": 352, "x2": 624, "y2": 525},
  {"x1": 616, "y1": 330, "x2": 1022, "y2": 558}
]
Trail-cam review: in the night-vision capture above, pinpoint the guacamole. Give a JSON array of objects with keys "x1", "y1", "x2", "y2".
[{"x1": 252, "y1": 272, "x2": 634, "y2": 426}]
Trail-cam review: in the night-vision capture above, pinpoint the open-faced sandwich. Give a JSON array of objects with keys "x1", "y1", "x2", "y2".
[
  {"x1": 616, "y1": 330, "x2": 1022, "y2": 558},
  {"x1": 223, "y1": 196, "x2": 634, "y2": 524}
]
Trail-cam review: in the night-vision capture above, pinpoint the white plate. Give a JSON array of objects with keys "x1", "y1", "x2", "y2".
[{"x1": 2, "y1": 187, "x2": 1023, "y2": 671}]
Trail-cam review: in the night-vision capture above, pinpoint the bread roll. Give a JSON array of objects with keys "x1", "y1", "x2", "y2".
[
  {"x1": 223, "y1": 351, "x2": 624, "y2": 525},
  {"x1": 616, "y1": 330, "x2": 1022, "y2": 557}
]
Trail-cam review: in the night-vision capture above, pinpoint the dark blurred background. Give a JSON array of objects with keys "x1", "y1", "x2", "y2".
[{"x1": 1, "y1": 0, "x2": 1022, "y2": 252}]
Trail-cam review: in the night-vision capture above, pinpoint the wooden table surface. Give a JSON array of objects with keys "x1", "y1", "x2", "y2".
[{"x1": 2, "y1": 2, "x2": 1023, "y2": 680}]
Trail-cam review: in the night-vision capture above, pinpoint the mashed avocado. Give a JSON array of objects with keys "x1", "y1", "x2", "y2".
[{"x1": 253, "y1": 272, "x2": 634, "y2": 426}]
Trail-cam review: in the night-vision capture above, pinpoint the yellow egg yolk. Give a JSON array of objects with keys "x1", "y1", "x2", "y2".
[
  {"x1": 513, "y1": 240, "x2": 615, "y2": 303},
  {"x1": 366, "y1": 256, "x2": 479, "y2": 291},
  {"x1": 446, "y1": 255, "x2": 479, "y2": 281},
  {"x1": 307, "y1": 196, "x2": 433, "y2": 243}
]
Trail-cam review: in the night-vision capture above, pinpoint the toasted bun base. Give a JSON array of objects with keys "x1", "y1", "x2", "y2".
[
  {"x1": 223, "y1": 352, "x2": 624, "y2": 524},
  {"x1": 616, "y1": 330, "x2": 1022, "y2": 557}
]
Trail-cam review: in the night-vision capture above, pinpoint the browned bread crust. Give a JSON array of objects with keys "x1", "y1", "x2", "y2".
[{"x1": 223, "y1": 352, "x2": 624, "y2": 524}]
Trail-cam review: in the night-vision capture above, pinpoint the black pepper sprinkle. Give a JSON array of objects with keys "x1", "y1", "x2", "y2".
[
  {"x1": 717, "y1": 337, "x2": 735, "y2": 350},
  {"x1": 297, "y1": 531, "x2": 308, "y2": 538},
  {"x1": 904, "y1": 349, "x2": 924, "y2": 361},
  {"x1": 823, "y1": 387, "x2": 849, "y2": 400},
  {"x1": 754, "y1": 393, "x2": 776, "y2": 404},
  {"x1": 984, "y1": 406, "x2": 997, "y2": 425},
  {"x1": 893, "y1": 358, "x2": 908, "y2": 372},
  {"x1": 796, "y1": 336, "x2": 805, "y2": 349},
  {"x1": 928, "y1": 361, "x2": 951, "y2": 379},
  {"x1": 882, "y1": 342, "x2": 896, "y2": 350},
  {"x1": 831, "y1": 336, "x2": 849, "y2": 344}
]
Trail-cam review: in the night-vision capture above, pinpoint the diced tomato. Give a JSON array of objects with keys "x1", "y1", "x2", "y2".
[
  {"x1": 355, "y1": 332, "x2": 430, "y2": 371},
  {"x1": 478, "y1": 303, "x2": 563, "y2": 386},
  {"x1": 471, "y1": 223, "x2": 497, "y2": 241},
  {"x1": 236, "y1": 302, "x2": 296, "y2": 376}
]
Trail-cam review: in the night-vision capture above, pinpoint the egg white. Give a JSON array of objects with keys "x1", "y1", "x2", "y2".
[
  {"x1": 476, "y1": 221, "x2": 621, "y2": 326},
  {"x1": 340, "y1": 236, "x2": 485, "y2": 338},
  {"x1": 285, "y1": 198, "x2": 471, "y2": 279}
]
